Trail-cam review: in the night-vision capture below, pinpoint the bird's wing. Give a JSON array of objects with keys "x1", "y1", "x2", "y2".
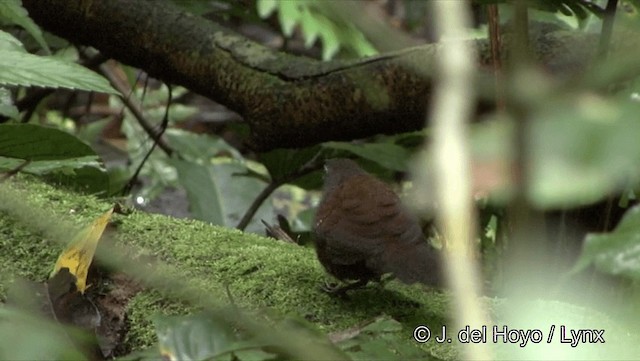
[{"x1": 314, "y1": 176, "x2": 398, "y2": 264}]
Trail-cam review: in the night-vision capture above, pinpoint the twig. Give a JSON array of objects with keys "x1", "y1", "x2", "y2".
[
  {"x1": 236, "y1": 155, "x2": 323, "y2": 231},
  {"x1": 0, "y1": 160, "x2": 31, "y2": 182},
  {"x1": 598, "y1": 0, "x2": 618, "y2": 61},
  {"x1": 487, "y1": 4, "x2": 505, "y2": 112},
  {"x1": 121, "y1": 85, "x2": 173, "y2": 195},
  {"x1": 95, "y1": 61, "x2": 174, "y2": 156}
]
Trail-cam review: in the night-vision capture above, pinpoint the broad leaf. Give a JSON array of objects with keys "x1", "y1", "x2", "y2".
[
  {"x1": 0, "y1": 51, "x2": 117, "y2": 94},
  {"x1": 0, "y1": 124, "x2": 95, "y2": 160},
  {"x1": 155, "y1": 313, "x2": 235, "y2": 361},
  {"x1": 323, "y1": 142, "x2": 411, "y2": 172},
  {"x1": 572, "y1": 205, "x2": 640, "y2": 279},
  {"x1": 0, "y1": 124, "x2": 108, "y2": 194},
  {"x1": 171, "y1": 160, "x2": 274, "y2": 233},
  {"x1": 52, "y1": 208, "x2": 113, "y2": 293}
]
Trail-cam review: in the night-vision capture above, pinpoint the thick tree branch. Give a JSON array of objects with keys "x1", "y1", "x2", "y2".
[{"x1": 23, "y1": 0, "x2": 602, "y2": 151}]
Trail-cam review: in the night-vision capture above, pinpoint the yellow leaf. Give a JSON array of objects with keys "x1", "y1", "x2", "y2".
[{"x1": 51, "y1": 207, "x2": 113, "y2": 293}]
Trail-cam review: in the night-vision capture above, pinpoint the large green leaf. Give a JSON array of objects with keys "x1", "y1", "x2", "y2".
[
  {"x1": 529, "y1": 97, "x2": 640, "y2": 207},
  {"x1": 572, "y1": 205, "x2": 640, "y2": 279},
  {"x1": 171, "y1": 159, "x2": 274, "y2": 232},
  {"x1": 171, "y1": 159, "x2": 224, "y2": 226},
  {"x1": 164, "y1": 129, "x2": 241, "y2": 162},
  {"x1": 323, "y1": 141, "x2": 411, "y2": 172},
  {"x1": 0, "y1": 124, "x2": 108, "y2": 194},
  {"x1": 468, "y1": 95, "x2": 640, "y2": 208},
  {"x1": 0, "y1": 124, "x2": 95, "y2": 160},
  {"x1": 155, "y1": 313, "x2": 235, "y2": 361},
  {"x1": 258, "y1": 145, "x2": 321, "y2": 187},
  {"x1": 494, "y1": 299, "x2": 640, "y2": 359},
  {"x1": 155, "y1": 313, "x2": 280, "y2": 361},
  {"x1": 0, "y1": 51, "x2": 117, "y2": 94},
  {"x1": 0, "y1": 30, "x2": 26, "y2": 52},
  {"x1": 0, "y1": 307, "x2": 87, "y2": 360}
]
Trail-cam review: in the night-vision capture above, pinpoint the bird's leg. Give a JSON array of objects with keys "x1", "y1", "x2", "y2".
[{"x1": 321, "y1": 279, "x2": 369, "y2": 296}]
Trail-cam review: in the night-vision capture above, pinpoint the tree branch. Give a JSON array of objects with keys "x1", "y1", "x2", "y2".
[{"x1": 23, "y1": 0, "x2": 604, "y2": 150}]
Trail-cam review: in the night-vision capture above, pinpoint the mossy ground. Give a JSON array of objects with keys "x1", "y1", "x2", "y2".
[
  {"x1": 3, "y1": 178, "x2": 639, "y2": 360},
  {"x1": 0, "y1": 177, "x2": 455, "y2": 359}
]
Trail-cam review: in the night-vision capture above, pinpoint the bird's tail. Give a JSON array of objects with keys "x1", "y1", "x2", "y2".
[{"x1": 382, "y1": 242, "x2": 443, "y2": 287}]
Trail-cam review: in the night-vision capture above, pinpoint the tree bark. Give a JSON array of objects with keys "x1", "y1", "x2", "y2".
[{"x1": 22, "y1": 0, "x2": 597, "y2": 151}]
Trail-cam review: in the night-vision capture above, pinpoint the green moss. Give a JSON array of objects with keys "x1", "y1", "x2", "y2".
[
  {"x1": 0, "y1": 177, "x2": 454, "y2": 359},
  {"x1": 124, "y1": 290, "x2": 193, "y2": 350}
]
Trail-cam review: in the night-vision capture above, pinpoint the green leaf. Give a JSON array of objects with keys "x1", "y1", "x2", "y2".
[
  {"x1": 0, "y1": 87, "x2": 18, "y2": 119},
  {"x1": 256, "y1": 0, "x2": 278, "y2": 18},
  {"x1": 0, "y1": 51, "x2": 117, "y2": 94},
  {"x1": 300, "y1": 8, "x2": 320, "y2": 48},
  {"x1": 278, "y1": 1, "x2": 302, "y2": 37},
  {"x1": 172, "y1": 160, "x2": 274, "y2": 232},
  {"x1": 529, "y1": 98, "x2": 640, "y2": 207},
  {"x1": 344, "y1": 26, "x2": 377, "y2": 57},
  {"x1": 361, "y1": 317, "x2": 403, "y2": 333},
  {"x1": 258, "y1": 146, "x2": 320, "y2": 183},
  {"x1": 572, "y1": 205, "x2": 640, "y2": 279},
  {"x1": 0, "y1": 124, "x2": 95, "y2": 160},
  {"x1": 323, "y1": 142, "x2": 411, "y2": 171},
  {"x1": 0, "y1": 0, "x2": 50, "y2": 54},
  {"x1": 317, "y1": 17, "x2": 340, "y2": 60},
  {"x1": 171, "y1": 159, "x2": 225, "y2": 226},
  {"x1": 41, "y1": 164, "x2": 109, "y2": 195},
  {"x1": 233, "y1": 349, "x2": 278, "y2": 361},
  {"x1": 164, "y1": 129, "x2": 241, "y2": 162},
  {"x1": 0, "y1": 307, "x2": 87, "y2": 360},
  {"x1": 0, "y1": 30, "x2": 26, "y2": 52},
  {"x1": 0, "y1": 124, "x2": 108, "y2": 194},
  {"x1": 155, "y1": 313, "x2": 235, "y2": 361}
]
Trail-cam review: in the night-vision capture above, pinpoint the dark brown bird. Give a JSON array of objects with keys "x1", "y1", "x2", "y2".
[{"x1": 313, "y1": 158, "x2": 442, "y2": 294}]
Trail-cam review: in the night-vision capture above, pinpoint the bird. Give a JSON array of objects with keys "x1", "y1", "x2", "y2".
[{"x1": 313, "y1": 158, "x2": 442, "y2": 294}]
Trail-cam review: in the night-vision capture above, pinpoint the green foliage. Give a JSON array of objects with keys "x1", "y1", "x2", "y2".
[
  {"x1": 469, "y1": 89, "x2": 640, "y2": 209},
  {"x1": 152, "y1": 312, "x2": 279, "y2": 361},
  {"x1": 323, "y1": 142, "x2": 412, "y2": 172},
  {"x1": 112, "y1": 84, "x2": 276, "y2": 232},
  {"x1": 256, "y1": 0, "x2": 377, "y2": 60},
  {"x1": 171, "y1": 159, "x2": 275, "y2": 232},
  {"x1": 4, "y1": 1, "x2": 640, "y2": 359},
  {"x1": 0, "y1": 124, "x2": 108, "y2": 194},
  {"x1": 0, "y1": 306, "x2": 88, "y2": 360},
  {"x1": 0, "y1": 0, "x2": 50, "y2": 54},
  {"x1": 475, "y1": 0, "x2": 604, "y2": 19},
  {"x1": 493, "y1": 299, "x2": 640, "y2": 359},
  {"x1": 0, "y1": 87, "x2": 18, "y2": 119},
  {"x1": 0, "y1": 31, "x2": 116, "y2": 94},
  {"x1": 337, "y1": 316, "x2": 427, "y2": 360},
  {"x1": 258, "y1": 145, "x2": 322, "y2": 189},
  {"x1": 573, "y1": 204, "x2": 640, "y2": 279}
]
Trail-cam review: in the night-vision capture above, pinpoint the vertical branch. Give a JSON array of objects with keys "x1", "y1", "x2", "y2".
[
  {"x1": 598, "y1": 0, "x2": 618, "y2": 60},
  {"x1": 424, "y1": 1, "x2": 490, "y2": 360},
  {"x1": 487, "y1": 4, "x2": 505, "y2": 111},
  {"x1": 504, "y1": 1, "x2": 549, "y2": 294}
]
